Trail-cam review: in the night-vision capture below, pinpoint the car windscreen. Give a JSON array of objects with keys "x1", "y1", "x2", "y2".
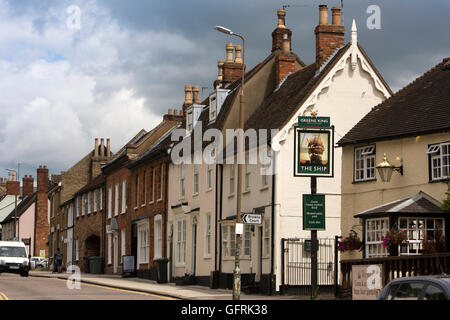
[{"x1": 0, "y1": 246, "x2": 27, "y2": 258}]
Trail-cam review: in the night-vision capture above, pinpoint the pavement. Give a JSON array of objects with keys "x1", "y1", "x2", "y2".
[{"x1": 28, "y1": 270, "x2": 321, "y2": 300}]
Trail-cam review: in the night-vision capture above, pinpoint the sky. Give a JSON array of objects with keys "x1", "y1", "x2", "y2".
[{"x1": 0, "y1": 0, "x2": 449, "y2": 180}]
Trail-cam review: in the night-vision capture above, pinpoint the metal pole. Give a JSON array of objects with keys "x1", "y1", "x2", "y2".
[
  {"x1": 310, "y1": 177, "x2": 318, "y2": 299},
  {"x1": 233, "y1": 34, "x2": 245, "y2": 301},
  {"x1": 334, "y1": 235, "x2": 342, "y2": 297}
]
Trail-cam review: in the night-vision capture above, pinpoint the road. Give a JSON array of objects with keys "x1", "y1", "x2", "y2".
[{"x1": 0, "y1": 273, "x2": 175, "y2": 300}]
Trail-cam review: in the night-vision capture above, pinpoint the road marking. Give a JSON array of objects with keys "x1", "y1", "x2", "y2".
[
  {"x1": 0, "y1": 291, "x2": 9, "y2": 300},
  {"x1": 53, "y1": 278, "x2": 177, "y2": 300}
]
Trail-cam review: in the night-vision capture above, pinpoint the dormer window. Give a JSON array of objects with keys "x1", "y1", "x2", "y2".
[
  {"x1": 187, "y1": 110, "x2": 193, "y2": 132},
  {"x1": 428, "y1": 142, "x2": 450, "y2": 181},
  {"x1": 209, "y1": 94, "x2": 217, "y2": 121}
]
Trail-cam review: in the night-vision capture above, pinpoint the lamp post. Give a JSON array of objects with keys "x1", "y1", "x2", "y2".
[{"x1": 214, "y1": 25, "x2": 245, "y2": 300}]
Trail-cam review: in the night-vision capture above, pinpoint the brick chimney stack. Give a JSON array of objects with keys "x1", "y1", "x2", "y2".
[
  {"x1": 192, "y1": 85, "x2": 200, "y2": 104},
  {"x1": 182, "y1": 85, "x2": 193, "y2": 116},
  {"x1": 163, "y1": 108, "x2": 184, "y2": 122},
  {"x1": 315, "y1": 5, "x2": 345, "y2": 69},
  {"x1": 22, "y1": 175, "x2": 34, "y2": 197},
  {"x1": 272, "y1": 9, "x2": 292, "y2": 52},
  {"x1": 275, "y1": 33, "x2": 296, "y2": 87},
  {"x1": 222, "y1": 43, "x2": 244, "y2": 85},
  {"x1": 6, "y1": 172, "x2": 20, "y2": 196},
  {"x1": 35, "y1": 165, "x2": 49, "y2": 258}
]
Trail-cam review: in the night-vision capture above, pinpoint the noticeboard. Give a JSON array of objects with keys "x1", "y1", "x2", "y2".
[
  {"x1": 302, "y1": 194, "x2": 325, "y2": 230},
  {"x1": 122, "y1": 255, "x2": 135, "y2": 273},
  {"x1": 352, "y1": 264, "x2": 384, "y2": 300}
]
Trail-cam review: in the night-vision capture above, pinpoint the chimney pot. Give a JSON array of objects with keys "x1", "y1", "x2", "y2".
[
  {"x1": 319, "y1": 5, "x2": 328, "y2": 25},
  {"x1": 331, "y1": 6, "x2": 341, "y2": 25},
  {"x1": 173, "y1": 109, "x2": 178, "y2": 116},
  {"x1": 234, "y1": 45, "x2": 243, "y2": 64},
  {"x1": 184, "y1": 85, "x2": 193, "y2": 105},
  {"x1": 225, "y1": 43, "x2": 234, "y2": 62},
  {"x1": 100, "y1": 138, "x2": 105, "y2": 157},
  {"x1": 217, "y1": 61, "x2": 224, "y2": 81},
  {"x1": 94, "y1": 138, "x2": 99, "y2": 157},
  {"x1": 281, "y1": 34, "x2": 290, "y2": 53},
  {"x1": 192, "y1": 85, "x2": 200, "y2": 104},
  {"x1": 168, "y1": 109, "x2": 173, "y2": 115},
  {"x1": 179, "y1": 110, "x2": 183, "y2": 116},
  {"x1": 107, "y1": 138, "x2": 111, "y2": 157},
  {"x1": 277, "y1": 9, "x2": 286, "y2": 28}
]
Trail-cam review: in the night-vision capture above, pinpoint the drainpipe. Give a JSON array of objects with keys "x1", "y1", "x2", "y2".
[
  {"x1": 270, "y1": 145, "x2": 276, "y2": 295},
  {"x1": 214, "y1": 164, "x2": 218, "y2": 270},
  {"x1": 219, "y1": 164, "x2": 223, "y2": 275},
  {"x1": 164, "y1": 158, "x2": 169, "y2": 258}
]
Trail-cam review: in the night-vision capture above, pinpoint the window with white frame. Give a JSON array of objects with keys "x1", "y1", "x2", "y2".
[
  {"x1": 87, "y1": 192, "x2": 91, "y2": 214},
  {"x1": 121, "y1": 229, "x2": 126, "y2": 262},
  {"x1": 193, "y1": 164, "x2": 199, "y2": 195},
  {"x1": 180, "y1": 163, "x2": 185, "y2": 199},
  {"x1": 176, "y1": 220, "x2": 186, "y2": 265},
  {"x1": 138, "y1": 223, "x2": 149, "y2": 264},
  {"x1": 207, "y1": 164, "x2": 213, "y2": 190},
  {"x1": 93, "y1": 189, "x2": 98, "y2": 212},
  {"x1": 100, "y1": 188, "x2": 104, "y2": 210},
  {"x1": 150, "y1": 167, "x2": 155, "y2": 203},
  {"x1": 261, "y1": 148, "x2": 271, "y2": 187},
  {"x1": 245, "y1": 163, "x2": 251, "y2": 191},
  {"x1": 243, "y1": 225, "x2": 251, "y2": 256},
  {"x1": 205, "y1": 213, "x2": 211, "y2": 257},
  {"x1": 222, "y1": 225, "x2": 236, "y2": 257},
  {"x1": 108, "y1": 233, "x2": 112, "y2": 264},
  {"x1": 187, "y1": 110, "x2": 193, "y2": 132},
  {"x1": 75, "y1": 239, "x2": 79, "y2": 261},
  {"x1": 159, "y1": 165, "x2": 163, "y2": 201},
  {"x1": 121, "y1": 181, "x2": 126, "y2": 213},
  {"x1": 114, "y1": 183, "x2": 119, "y2": 216},
  {"x1": 135, "y1": 174, "x2": 139, "y2": 207},
  {"x1": 365, "y1": 218, "x2": 389, "y2": 258},
  {"x1": 230, "y1": 164, "x2": 235, "y2": 195},
  {"x1": 108, "y1": 187, "x2": 112, "y2": 218},
  {"x1": 399, "y1": 217, "x2": 445, "y2": 255},
  {"x1": 76, "y1": 197, "x2": 80, "y2": 217},
  {"x1": 209, "y1": 94, "x2": 217, "y2": 121},
  {"x1": 82, "y1": 194, "x2": 86, "y2": 216},
  {"x1": 154, "y1": 215, "x2": 162, "y2": 259},
  {"x1": 354, "y1": 145, "x2": 376, "y2": 182},
  {"x1": 264, "y1": 220, "x2": 270, "y2": 256},
  {"x1": 427, "y1": 142, "x2": 450, "y2": 181}
]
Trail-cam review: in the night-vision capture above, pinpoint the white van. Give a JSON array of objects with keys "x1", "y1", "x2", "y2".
[{"x1": 0, "y1": 241, "x2": 30, "y2": 277}]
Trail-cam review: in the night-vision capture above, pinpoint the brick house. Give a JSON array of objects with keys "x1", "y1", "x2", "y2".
[
  {"x1": 49, "y1": 138, "x2": 113, "y2": 269},
  {"x1": 1, "y1": 166, "x2": 55, "y2": 258},
  {"x1": 102, "y1": 113, "x2": 182, "y2": 275},
  {"x1": 72, "y1": 174, "x2": 106, "y2": 272}
]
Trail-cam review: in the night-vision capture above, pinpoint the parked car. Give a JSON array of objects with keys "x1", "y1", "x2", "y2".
[
  {"x1": 378, "y1": 275, "x2": 450, "y2": 300},
  {"x1": 0, "y1": 241, "x2": 30, "y2": 277},
  {"x1": 30, "y1": 257, "x2": 48, "y2": 269}
]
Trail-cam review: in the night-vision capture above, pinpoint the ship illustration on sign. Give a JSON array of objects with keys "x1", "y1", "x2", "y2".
[{"x1": 299, "y1": 132, "x2": 329, "y2": 167}]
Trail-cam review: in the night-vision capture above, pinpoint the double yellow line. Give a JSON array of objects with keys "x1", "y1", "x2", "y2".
[{"x1": 0, "y1": 291, "x2": 9, "y2": 300}]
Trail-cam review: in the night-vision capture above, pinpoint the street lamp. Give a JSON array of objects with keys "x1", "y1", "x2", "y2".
[
  {"x1": 376, "y1": 153, "x2": 403, "y2": 182},
  {"x1": 214, "y1": 25, "x2": 246, "y2": 300}
]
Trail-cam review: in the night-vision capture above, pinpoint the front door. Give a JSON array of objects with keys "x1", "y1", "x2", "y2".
[
  {"x1": 113, "y1": 233, "x2": 118, "y2": 274},
  {"x1": 67, "y1": 229, "x2": 73, "y2": 267}
]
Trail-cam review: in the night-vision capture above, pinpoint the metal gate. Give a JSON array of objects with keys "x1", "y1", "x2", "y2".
[{"x1": 281, "y1": 237, "x2": 339, "y2": 296}]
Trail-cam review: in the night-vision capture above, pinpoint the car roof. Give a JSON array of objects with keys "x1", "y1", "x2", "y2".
[
  {"x1": 0, "y1": 241, "x2": 26, "y2": 247},
  {"x1": 388, "y1": 275, "x2": 450, "y2": 288}
]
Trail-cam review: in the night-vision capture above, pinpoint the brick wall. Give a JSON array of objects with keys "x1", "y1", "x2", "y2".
[
  {"x1": 22, "y1": 175, "x2": 34, "y2": 197},
  {"x1": 35, "y1": 166, "x2": 49, "y2": 258},
  {"x1": 275, "y1": 53, "x2": 296, "y2": 86},
  {"x1": 315, "y1": 24, "x2": 345, "y2": 69}
]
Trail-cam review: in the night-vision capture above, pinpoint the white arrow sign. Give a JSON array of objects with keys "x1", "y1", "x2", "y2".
[{"x1": 242, "y1": 213, "x2": 262, "y2": 225}]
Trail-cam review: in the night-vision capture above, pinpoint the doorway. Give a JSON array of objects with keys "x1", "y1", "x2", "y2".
[{"x1": 113, "y1": 233, "x2": 118, "y2": 274}]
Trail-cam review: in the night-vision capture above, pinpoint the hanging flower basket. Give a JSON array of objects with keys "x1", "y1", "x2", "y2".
[
  {"x1": 381, "y1": 228, "x2": 408, "y2": 250},
  {"x1": 338, "y1": 230, "x2": 363, "y2": 252}
]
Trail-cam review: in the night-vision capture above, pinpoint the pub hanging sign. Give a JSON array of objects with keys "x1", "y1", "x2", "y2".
[{"x1": 294, "y1": 116, "x2": 334, "y2": 177}]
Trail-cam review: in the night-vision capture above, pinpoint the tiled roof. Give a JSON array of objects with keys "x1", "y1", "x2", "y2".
[
  {"x1": 338, "y1": 57, "x2": 450, "y2": 146},
  {"x1": 3, "y1": 192, "x2": 37, "y2": 222},
  {"x1": 354, "y1": 191, "x2": 448, "y2": 218}
]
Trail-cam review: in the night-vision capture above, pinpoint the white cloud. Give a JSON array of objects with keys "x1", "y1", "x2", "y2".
[{"x1": 0, "y1": 0, "x2": 198, "y2": 173}]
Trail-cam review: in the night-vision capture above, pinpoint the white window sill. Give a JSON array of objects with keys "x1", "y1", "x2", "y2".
[
  {"x1": 175, "y1": 263, "x2": 186, "y2": 268},
  {"x1": 243, "y1": 189, "x2": 251, "y2": 195},
  {"x1": 141, "y1": 204, "x2": 146, "y2": 207},
  {"x1": 149, "y1": 201, "x2": 154, "y2": 205},
  {"x1": 157, "y1": 198, "x2": 163, "y2": 203},
  {"x1": 203, "y1": 255, "x2": 212, "y2": 260},
  {"x1": 205, "y1": 188, "x2": 213, "y2": 193},
  {"x1": 228, "y1": 193, "x2": 235, "y2": 199},
  {"x1": 133, "y1": 206, "x2": 138, "y2": 211},
  {"x1": 121, "y1": 211, "x2": 126, "y2": 215},
  {"x1": 260, "y1": 186, "x2": 269, "y2": 191}
]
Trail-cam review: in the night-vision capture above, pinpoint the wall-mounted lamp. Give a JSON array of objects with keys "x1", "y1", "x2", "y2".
[{"x1": 376, "y1": 153, "x2": 403, "y2": 182}]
